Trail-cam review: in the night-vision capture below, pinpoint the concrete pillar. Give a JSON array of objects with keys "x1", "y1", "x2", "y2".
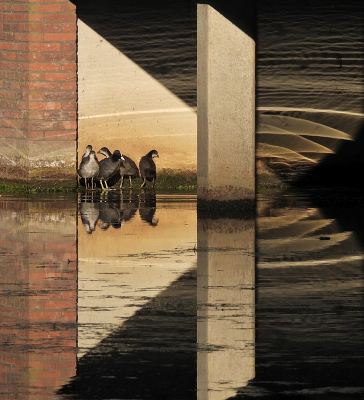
[
  {"x1": 0, "y1": 0, "x2": 77, "y2": 188},
  {"x1": 197, "y1": 218, "x2": 255, "y2": 399},
  {"x1": 197, "y1": 4, "x2": 255, "y2": 201}
]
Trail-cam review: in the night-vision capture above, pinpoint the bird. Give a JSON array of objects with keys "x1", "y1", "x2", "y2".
[
  {"x1": 97, "y1": 147, "x2": 121, "y2": 187},
  {"x1": 139, "y1": 150, "x2": 159, "y2": 188},
  {"x1": 77, "y1": 145, "x2": 99, "y2": 189},
  {"x1": 119, "y1": 155, "x2": 139, "y2": 188},
  {"x1": 97, "y1": 149, "x2": 125, "y2": 190},
  {"x1": 81, "y1": 144, "x2": 93, "y2": 159},
  {"x1": 98, "y1": 146, "x2": 112, "y2": 159}
]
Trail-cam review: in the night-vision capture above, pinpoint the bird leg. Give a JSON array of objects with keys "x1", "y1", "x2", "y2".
[
  {"x1": 129, "y1": 176, "x2": 133, "y2": 187},
  {"x1": 119, "y1": 176, "x2": 124, "y2": 189},
  {"x1": 152, "y1": 178, "x2": 156, "y2": 188},
  {"x1": 140, "y1": 178, "x2": 146, "y2": 188}
]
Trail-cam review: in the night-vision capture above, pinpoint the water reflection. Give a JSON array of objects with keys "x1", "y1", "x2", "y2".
[
  {"x1": 76, "y1": 192, "x2": 197, "y2": 360},
  {"x1": 139, "y1": 191, "x2": 159, "y2": 226},
  {"x1": 197, "y1": 218, "x2": 255, "y2": 399},
  {"x1": 0, "y1": 194, "x2": 77, "y2": 400},
  {"x1": 1, "y1": 191, "x2": 363, "y2": 398}
]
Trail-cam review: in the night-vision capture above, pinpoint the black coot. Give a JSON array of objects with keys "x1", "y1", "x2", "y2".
[
  {"x1": 97, "y1": 149, "x2": 125, "y2": 190},
  {"x1": 139, "y1": 150, "x2": 159, "y2": 188},
  {"x1": 120, "y1": 155, "x2": 140, "y2": 188},
  {"x1": 97, "y1": 147, "x2": 121, "y2": 187}
]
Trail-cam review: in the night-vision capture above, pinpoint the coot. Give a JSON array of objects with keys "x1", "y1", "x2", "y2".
[
  {"x1": 77, "y1": 145, "x2": 99, "y2": 189},
  {"x1": 139, "y1": 150, "x2": 159, "y2": 188},
  {"x1": 97, "y1": 149, "x2": 125, "y2": 190}
]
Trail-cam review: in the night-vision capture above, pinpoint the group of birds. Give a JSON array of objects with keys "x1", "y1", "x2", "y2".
[{"x1": 77, "y1": 145, "x2": 159, "y2": 190}]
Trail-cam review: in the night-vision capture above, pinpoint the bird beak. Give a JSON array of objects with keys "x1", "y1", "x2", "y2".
[{"x1": 120, "y1": 155, "x2": 125, "y2": 161}]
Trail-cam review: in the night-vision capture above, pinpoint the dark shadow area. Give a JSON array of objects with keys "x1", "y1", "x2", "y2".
[
  {"x1": 296, "y1": 123, "x2": 364, "y2": 191},
  {"x1": 306, "y1": 188, "x2": 364, "y2": 247},
  {"x1": 58, "y1": 269, "x2": 197, "y2": 399},
  {"x1": 200, "y1": 0, "x2": 256, "y2": 39},
  {"x1": 256, "y1": 0, "x2": 364, "y2": 189},
  {"x1": 228, "y1": 192, "x2": 364, "y2": 399}
]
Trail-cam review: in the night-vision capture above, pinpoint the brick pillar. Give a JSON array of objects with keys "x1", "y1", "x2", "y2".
[{"x1": 0, "y1": 0, "x2": 77, "y2": 188}]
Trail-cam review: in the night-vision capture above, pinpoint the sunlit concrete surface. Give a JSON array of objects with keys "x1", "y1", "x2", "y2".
[
  {"x1": 197, "y1": 5, "x2": 255, "y2": 201},
  {"x1": 197, "y1": 218, "x2": 255, "y2": 399},
  {"x1": 77, "y1": 193, "x2": 197, "y2": 355},
  {"x1": 77, "y1": 20, "x2": 197, "y2": 171}
]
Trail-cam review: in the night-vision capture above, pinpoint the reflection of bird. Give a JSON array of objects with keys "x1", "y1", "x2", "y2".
[
  {"x1": 77, "y1": 145, "x2": 99, "y2": 189},
  {"x1": 139, "y1": 150, "x2": 159, "y2": 188},
  {"x1": 97, "y1": 149, "x2": 125, "y2": 190},
  {"x1": 120, "y1": 155, "x2": 139, "y2": 188},
  {"x1": 80, "y1": 201, "x2": 100, "y2": 234},
  {"x1": 139, "y1": 192, "x2": 158, "y2": 226},
  {"x1": 99, "y1": 201, "x2": 122, "y2": 229},
  {"x1": 119, "y1": 196, "x2": 138, "y2": 222}
]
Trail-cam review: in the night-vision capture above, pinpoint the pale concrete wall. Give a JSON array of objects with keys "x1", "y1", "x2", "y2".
[
  {"x1": 197, "y1": 5, "x2": 255, "y2": 200},
  {"x1": 77, "y1": 20, "x2": 197, "y2": 171}
]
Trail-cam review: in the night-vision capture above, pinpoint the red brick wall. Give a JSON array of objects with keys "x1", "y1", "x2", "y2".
[
  {"x1": 0, "y1": 0, "x2": 77, "y2": 185},
  {"x1": 0, "y1": 198, "x2": 77, "y2": 399}
]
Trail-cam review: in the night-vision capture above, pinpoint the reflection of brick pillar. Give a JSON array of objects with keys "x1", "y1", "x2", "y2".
[
  {"x1": 0, "y1": 0, "x2": 77, "y2": 187},
  {"x1": 0, "y1": 199, "x2": 77, "y2": 399}
]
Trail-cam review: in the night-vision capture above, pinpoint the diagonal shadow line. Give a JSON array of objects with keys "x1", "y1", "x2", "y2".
[
  {"x1": 69, "y1": 0, "x2": 256, "y2": 110},
  {"x1": 58, "y1": 268, "x2": 197, "y2": 399},
  {"x1": 70, "y1": 0, "x2": 198, "y2": 108}
]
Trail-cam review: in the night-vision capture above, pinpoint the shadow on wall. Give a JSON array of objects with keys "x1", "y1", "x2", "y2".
[
  {"x1": 69, "y1": 0, "x2": 255, "y2": 109},
  {"x1": 70, "y1": 0, "x2": 198, "y2": 107}
]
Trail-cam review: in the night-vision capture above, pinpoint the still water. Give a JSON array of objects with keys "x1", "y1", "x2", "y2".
[{"x1": 1, "y1": 190, "x2": 363, "y2": 399}]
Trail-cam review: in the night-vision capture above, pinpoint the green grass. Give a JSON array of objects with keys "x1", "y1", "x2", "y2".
[
  {"x1": 154, "y1": 168, "x2": 197, "y2": 190},
  {"x1": 1, "y1": 169, "x2": 286, "y2": 194},
  {"x1": 0, "y1": 179, "x2": 77, "y2": 194}
]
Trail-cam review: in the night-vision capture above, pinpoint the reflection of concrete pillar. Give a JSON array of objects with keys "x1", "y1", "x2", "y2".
[
  {"x1": 197, "y1": 4, "x2": 255, "y2": 201},
  {"x1": 197, "y1": 218, "x2": 255, "y2": 400}
]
